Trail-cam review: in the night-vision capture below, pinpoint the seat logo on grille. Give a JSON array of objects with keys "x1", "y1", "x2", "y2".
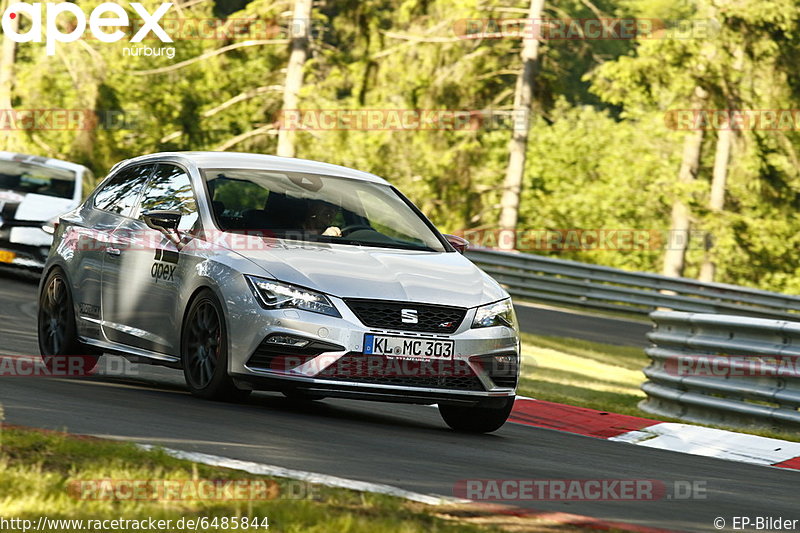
[{"x1": 400, "y1": 308, "x2": 418, "y2": 324}]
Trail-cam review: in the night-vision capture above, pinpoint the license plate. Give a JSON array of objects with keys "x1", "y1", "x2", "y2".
[
  {"x1": 364, "y1": 334, "x2": 454, "y2": 359},
  {"x1": 0, "y1": 250, "x2": 16, "y2": 264}
]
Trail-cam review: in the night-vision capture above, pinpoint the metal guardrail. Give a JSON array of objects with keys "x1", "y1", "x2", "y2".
[
  {"x1": 466, "y1": 248, "x2": 800, "y2": 320},
  {"x1": 640, "y1": 311, "x2": 800, "y2": 429}
]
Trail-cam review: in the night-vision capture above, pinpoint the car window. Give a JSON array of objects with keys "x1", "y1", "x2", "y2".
[
  {"x1": 93, "y1": 164, "x2": 154, "y2": 216},
  {"x1": 137, "y1": 164, "x2": 199, "y2": 231},
  {"x1": 210, "y1": 178, "x2": 270, "y2": 215},
  {"x1": 0, "y1": 160, "x2": 76, "y2": 199},
  {"x1": 202, "y1": 169, "x2": 445, "y2": 252},
  {"x1": 356, "y1": 188, "x2": 422, "y2": 242}
]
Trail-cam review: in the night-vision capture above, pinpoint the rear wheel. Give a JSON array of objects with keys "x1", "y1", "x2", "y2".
[
  {"x1": 182, "y1": 289, "x2": 251, "y2": 402},
  {"x1": 37, "y1": 268, "x2": 98, "y2": 374},
  {"x1": 439, "y1": 397, "x2": 515, "y2": 433}
]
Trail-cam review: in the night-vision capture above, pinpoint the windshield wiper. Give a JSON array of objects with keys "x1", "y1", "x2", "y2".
[{"x1": 321, "y1": 238, "x2": 437, "y2": 252}]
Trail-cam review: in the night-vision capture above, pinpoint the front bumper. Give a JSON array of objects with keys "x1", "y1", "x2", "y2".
[
  {"x1": 226, "y1": 284, "x2": 520, "y2": 405},
  {"x1": 230, "y1": 373, "x2": 515, "y2": 407}
]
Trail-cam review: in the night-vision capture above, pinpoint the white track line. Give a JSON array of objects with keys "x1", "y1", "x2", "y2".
[{"x1": 139, "y1": 445, "x2": 467, "y2": 506}]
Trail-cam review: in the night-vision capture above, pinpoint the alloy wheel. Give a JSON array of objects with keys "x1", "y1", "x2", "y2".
[{"x1": 185, "y1": 300, "x2": 221, "y2": 389}]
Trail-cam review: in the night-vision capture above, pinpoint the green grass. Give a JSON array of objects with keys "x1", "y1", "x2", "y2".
[
  {"x1": 517, "y1": 332, "x2": 648, "y2": 416},
  {"x1": 0, "y1": 426, "x2": 597, "y2": 533},
  {"x1": 0, "y1": 427, "x2": 479, "y2": 533},
  {"x1": 516, "y1": 332, "x2": 800, "y2": 442}
]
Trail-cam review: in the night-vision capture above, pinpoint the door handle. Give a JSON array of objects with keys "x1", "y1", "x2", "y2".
[{"x1": 105, "y1": 247, "x2": 121, "y2": 257}]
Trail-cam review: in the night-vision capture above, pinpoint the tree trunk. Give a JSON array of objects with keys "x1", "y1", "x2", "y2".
[
  {"x1": 662, "y1": 86, "x2": 707, "y2": 278},
  {"x1": 698, "y1": 44, "x2": 741, "y2": 283},
  {"x1": 698, "y1": 126, "x2": 732, "y2": 282},
  {"x1": 276, "y1": 0, "x2": 313, "y2": 158},
  {"x1": 497, "y1": 0, "x2": 544, "y2": 250},
  {"x1": 0, "y1": 0, "x2": 19, "y2": 151}
]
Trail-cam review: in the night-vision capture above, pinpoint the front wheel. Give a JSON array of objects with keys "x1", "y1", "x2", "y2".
[
  {"x1": 439, "y1": 397, "x2": 515, "y2": 433},
  {"x1": 182, "y1": 289, "x2": 251, "y2": 402}
]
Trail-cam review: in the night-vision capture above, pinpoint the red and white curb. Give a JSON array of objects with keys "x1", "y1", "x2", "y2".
[{"x1": 509, "y1": 397, "x2": 800, "y2": 470}]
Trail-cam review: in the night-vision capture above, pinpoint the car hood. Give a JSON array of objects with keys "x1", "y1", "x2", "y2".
[
  {"x1": 0, "y1": 190, "x2": 76, "y2": 222},
  {"x1": 234, "y1": 240, "x2": 507, "y2": 308}
]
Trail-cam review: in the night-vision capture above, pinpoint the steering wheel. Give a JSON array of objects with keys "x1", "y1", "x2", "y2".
[{"x1": 339, "y1": 224, "x2": 373, "y2": 237}]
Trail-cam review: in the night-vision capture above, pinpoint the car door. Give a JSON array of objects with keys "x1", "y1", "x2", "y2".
[
  {"x1": 103, "y1": 163, "x2": 200, "y2": 354},
  {"x1": 71, "y1": 164, "x2": 151, "y2": 341},
  {"x1": 99, "y1": 164, "x2": 157, "y2": 346}
]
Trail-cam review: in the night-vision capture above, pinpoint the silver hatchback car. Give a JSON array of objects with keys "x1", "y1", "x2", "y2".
[{"x1": 38, "y1": 152, "x2": 520, "y2": 432}]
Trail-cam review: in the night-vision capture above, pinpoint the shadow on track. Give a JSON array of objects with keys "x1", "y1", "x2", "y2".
[
  {"x1": 0, "y1": 266, "x2": 41, "y2": 286},
  {"x1": 54, "y1": 366, "x2": 499, "y2": 436}
]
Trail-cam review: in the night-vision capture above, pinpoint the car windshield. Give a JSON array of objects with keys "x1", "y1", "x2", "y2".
[
  {"x1": 0, "y1": 160, "x2": 76, "y2": 199},
  {"x1": 202, "y1": 168, "x2": 446, "y2": 252}
]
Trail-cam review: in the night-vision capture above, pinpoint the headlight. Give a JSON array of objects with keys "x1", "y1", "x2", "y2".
[
  {"x1": 472, "y1": 298, "x2": 516, "y2": 329},
  {"x1": 41, "y1": 219, "x2": 59, "y2": 235},
  {"x1": 245, "y1": 276, "x2": 341, "y2": 317}
]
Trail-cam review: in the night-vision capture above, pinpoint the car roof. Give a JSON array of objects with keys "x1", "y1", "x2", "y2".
[
  {"x1": 0, "y1": 151, "x2": 90, "y2": 174},
  {"x1": 118, "y1": 151, "x2": 391, "y2": 185}
]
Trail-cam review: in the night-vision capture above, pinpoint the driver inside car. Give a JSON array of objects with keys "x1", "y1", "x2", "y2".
[{"x1": 303, "y1": 199, "x2": 342, "y2": 237}]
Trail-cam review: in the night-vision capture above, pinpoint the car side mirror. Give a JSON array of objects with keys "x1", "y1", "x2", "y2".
[
  {"x1": 444, "y1": 234, "x2": 469, "y2": 254},
  {"x1": 142, "y1": 210, "x2": 181, "y2": 233}
]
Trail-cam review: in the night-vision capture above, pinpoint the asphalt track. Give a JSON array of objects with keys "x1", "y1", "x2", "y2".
[
  {"x1": 513, "y1": 302, "x2": 650, "y2": 347},
  {"x1": 0, "y1": 271, "x2": 796, "y2": 532}
]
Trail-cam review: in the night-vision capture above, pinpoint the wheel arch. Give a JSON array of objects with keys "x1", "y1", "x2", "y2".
[
  {"x1": 39, "y1": 262, "x2": 79, "y2": 321},
  {"x1": 40, "y1": 260, "x2": 68, "y2": 293}
]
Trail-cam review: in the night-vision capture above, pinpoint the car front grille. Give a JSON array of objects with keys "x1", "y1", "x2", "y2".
[
  {"x1": 314, "y1": 353, "x2": 486, "y2": 391},
  {"x1": 344, "y1": 299, "x2": 467, "y2": 334}
]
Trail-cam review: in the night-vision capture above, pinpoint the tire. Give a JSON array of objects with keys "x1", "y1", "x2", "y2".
[
  {"x1": 439, "y1": 397, "x2": 515, "y2": 433},
  {"x1": 181, "y1": 289, "x2": 251, "y2": 402},
  {"x1": 37, "y1": 268, "x2": 99, "y2": 375}
]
